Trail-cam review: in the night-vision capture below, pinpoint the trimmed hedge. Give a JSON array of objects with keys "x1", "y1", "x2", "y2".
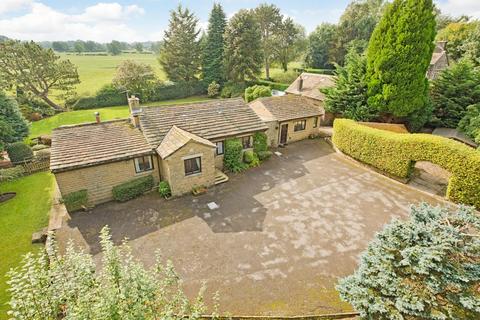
[
  {"x1": 6, "y1": 142, "x2": 33, "y2": 164},
  {"x1": 112, "y1": 175, "x2": 154, "y2": 202},
  {"x1": 333, "y1": 119, "x2": 480, "y2": 208},
  {"x1": 62, "y1": 190, "x2": 88, "y2": 212},
  {"x1": 224, "y1": 138, "x2": 248, "y2": 173}
]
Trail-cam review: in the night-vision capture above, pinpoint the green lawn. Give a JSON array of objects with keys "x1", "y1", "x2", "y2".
[
  {"x1": 58, "y1": 52, "x2": 166, "y2": 97},
  {"x1": 0, "y1": 172, "x2": 55, "y2": 318},
  {"x1": 29, "y1": 96, "x2": 213, "y2": 138}
]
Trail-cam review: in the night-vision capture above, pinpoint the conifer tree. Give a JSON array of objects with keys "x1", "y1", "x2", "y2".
[
  {"x1": 430, "y1": 60, "x2": 480, "y2": 128},
  {"x1": 159, "y1": 5, "x2": 201, "y2": 82},
  {"x1": 224, "y1": 10, "x2": 263, "y2": 82},
  {"x1": 322, "y1": 48, "x2": 376, "y2": 121},
  {"x1": 366, "y1": 0, "x2": 436, "y2": 118},
  {"x1": 202, "y1": 3, "x2": 227, "y2": 85},
  {"x1": 0, "y1": 91, "x2": 29, "y2": 147}
]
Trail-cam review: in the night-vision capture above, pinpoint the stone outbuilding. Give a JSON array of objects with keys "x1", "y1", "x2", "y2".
[{"x1": 50, "y1": 98, "x2": 267, "y2": 205}]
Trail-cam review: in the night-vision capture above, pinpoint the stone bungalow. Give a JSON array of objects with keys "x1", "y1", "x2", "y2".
[{"x1": 50, "y1": 98, "x2": 267, "y2": 205}]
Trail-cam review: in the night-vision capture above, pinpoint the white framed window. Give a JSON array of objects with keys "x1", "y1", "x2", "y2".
[
  {"x1": 242, "y1": 136, "x2": 253, "y2": 149},
  {"x1": 216, "y1": 141, "x2": 224, "y2": 155},
  {"x1": 134, "y1": 156, "x2": 153, "y2": 173},
  {"x1": 294, "y1": 120, "x2": 306, "y2": 132},
  {"x1": 184, "y1": 157, "x2": 202, "y2": 176}
]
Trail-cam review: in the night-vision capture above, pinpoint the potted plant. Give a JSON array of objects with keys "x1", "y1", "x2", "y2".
[
  {"x1": 158, "y1": 181, "x2": 172, "y2": 199},
  {"x1": 191, "y1": 185, "x2": 207, "y2": 196}
]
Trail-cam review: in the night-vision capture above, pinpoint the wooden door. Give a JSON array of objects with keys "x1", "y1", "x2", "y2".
[{"x1": 280, "y1": 123, "x2": 288, "y2": 145}]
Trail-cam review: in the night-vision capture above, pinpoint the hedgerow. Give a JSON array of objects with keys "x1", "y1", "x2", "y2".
[
  {"x1": 112, "y1": 175, "x2": 154, "y2": 202},
  {"x1": 223, "y1": 138, "x2": 248, "y2": 173},
  {"x1": 332, "y1": 119, "x2": 480, "y2": 208}
]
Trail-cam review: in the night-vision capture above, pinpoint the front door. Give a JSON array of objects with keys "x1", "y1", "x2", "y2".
[{"x1": 280, "y1": 123, "x2": 288, "y2": 145}]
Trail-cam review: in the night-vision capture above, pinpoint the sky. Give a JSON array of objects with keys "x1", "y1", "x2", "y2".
[{"x1": 0, "y1": 0, "x2": 479, "y2": 43}]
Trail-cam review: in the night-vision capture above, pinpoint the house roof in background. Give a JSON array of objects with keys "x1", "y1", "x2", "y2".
[
  {"x1": 157, "y1": 125, "x2": 215, "y2": 159},
  {"x1": 285, "y1": 72, "x2": 335, "y2": 101},
  {"x1": 139, "y1": 98, "x2": 267, "y2": 147},
  {"x1": 250, "y1": 95, "x2": 324, "y2": 122},
  {"x1": 432, "y1": 127, "x2": 477, "y2": 148},
  {"x1": 50, "y1": 120, "x2": 153, "y2": 172}
]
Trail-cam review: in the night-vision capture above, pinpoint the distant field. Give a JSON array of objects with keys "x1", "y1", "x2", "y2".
[{"x1": 58, "y1": 52, "x2": 166, "y2": 97}]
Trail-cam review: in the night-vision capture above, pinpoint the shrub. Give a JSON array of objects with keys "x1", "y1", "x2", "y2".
[
  {"x1": 149, "y1": 81, "x2": 207, "y2": 102},
  {"x1": 224, "y1": 138, "x2": 247, "y2": 173},
  {"x1": 333, "y1": 119, "x2": 480, "y2": 208},
  {"x1": 158, "y1": 181, "x2": 171, "y2": 198},
  {"x1": 269, "y1": 70, "x2": 298, "y2": 84},
  {"x1": 458, "y1": 104, "x2": 480, "y2": 145},
  {"x1": 112, "y1": 175, "x2": 154, "y2": 202},
  {"x1": 243, "y1": 150, "x2": 260, "y2": 167},
  {"x1": 0, "y1": 166, "x2": 25, "y2": 183},
  {"x1": 244, "y1": 85, "x2": 272, "y2": 102},
  {"x1": 207, "y1": 81, "x2": 220, "y2": 98},
  {"x1": 62, "y1": 190, "x2": 88, "y2": 212},
  {"x1": 69, "y1": 84, "x2": 126, "y2": 110},
  {"x1": 253, "y1": 132, "x2": 268, "y2": 154},
  {"x1": 31, "y1": 144, "x2": 48, "y2": 151},
  {"x1": 253, "y1": 80, "x2": 289, "y2": 91},
  {"x1": 6, "y1": 142, "x2": 33, "y2": 164},
  {"x1": 257, "y1": 150, "x2": 273, "y2": 161},
  {"x1": 35, "y1": 149, "x2": 51, "y2": 160},
  {"x1": 220, "y1": 82, "x2": 247, "y2": 98}
]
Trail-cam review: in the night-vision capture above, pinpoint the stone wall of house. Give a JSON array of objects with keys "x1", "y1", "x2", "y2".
[
  {"x1": 215, "y1": 154, "x2": 224, "y2": 170},
  {"x1": 276, "y1": 116, "x2": 321, "y2": 145},
  {"x1": 161, "y1": 141, "x2": 216, "y2": 196},
  {"x1": 263, "y1": 121, "x2": 280, "y2": 147},
  {"x1": 55, "y1": 156, "x2": 160, "y2": 206}
]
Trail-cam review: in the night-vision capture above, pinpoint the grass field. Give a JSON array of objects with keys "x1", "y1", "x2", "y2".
[
  {"x1": 0, "y1": 172, "x2": 55, "y2": 319},
  {"x1": 58, "y1": 52, "x2": 166, "y2": 97},
  {"x1": 29, "y1": 96, "x2": 213, "y2": 138}
]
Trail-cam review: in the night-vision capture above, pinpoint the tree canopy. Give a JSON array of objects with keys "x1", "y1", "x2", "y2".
[
  {"x1": 224, "y1": 10, "x2": 263, "y2": 82},
  {"x1": 107, "y1": 40, "x2": 122, "y2": 55},
  {"x1": 436, "y1": 21, "x2": 479, "y2": 61},
  {"x1": 159, "y1": 5, "x2": 201, "y2": 82},
  {"x1": 273, "y1": 18, "x2": 306, "y2": 72},
  {"x1": 112, "y1": 60, "x2": 158, "y2": 101},
  {"x1": 202, "y1": 3, "x2": 227, "y2": 85},
  {"x1": 337, "y1": 204, "x2": 480, "y2": 319},
  {"x1": 305, "y1": 23, "x2": 337, "y2": 69},
  {"x1": 366, "y1": 0, "x2": 436, "y2": 118}
]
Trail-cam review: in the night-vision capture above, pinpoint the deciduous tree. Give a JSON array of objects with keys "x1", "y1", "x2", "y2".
[
  {"x1": 112, "y1": 60, "x2": 158, "y2": 101},
  {"x1": 436, "y1": 21, "x2": 479, "y2": 61},
  {"x1": 159, "y1": 5, "x2": 201, "y2": 82},
  {"x1": 366, "y1": 0, "x2": 436, "y2": 118},
  {"x1": 202, "y1": 3, "x2": 227, "y2": 85},
  {"x1": 107, "y1": 40, "x2": 122, "y2": 55},
  {"x1": 224, "y1": 10, "x2": 263, "y2": 82},
  {"x1": 305, "y1": 23, "x2": 337, "y2": 69},
  {"x1": 273, "y1": 18, "x2": 306, "y2": 72},
  {"x1": 253, "y1": 3, "x2": 283, "y2": 80},
  {"x1": 0, "y1": 40, "x2": 79, "y2": 111},
  {"x1": 337, "y1": 204, "x2": 480, "y2": 319}
]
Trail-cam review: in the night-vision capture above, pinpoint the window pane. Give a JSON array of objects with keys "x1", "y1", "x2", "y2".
[
  {"x1": 216, "y1": 141, "x2": 224, "y2": 155},
  {"x1": 135, "y1": 156, "x2": 152, "y2": 173},
  {"x1": 184, "y1": 157, "x2": 201, "y2": 176},
  {"x1": 242, "y1": 136, "x2": 252, "y2": 149}
]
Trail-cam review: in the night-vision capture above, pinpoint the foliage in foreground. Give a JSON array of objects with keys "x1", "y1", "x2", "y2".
[
  {"x1": 338, "y1": 204, "x2": 480, "y2": 319},
  {"x1": 7, "y1": 227, "x2": 208, "y2": 319},
  {"x1": 333, "y1": 119, "x2": 480, "y2": 208}
]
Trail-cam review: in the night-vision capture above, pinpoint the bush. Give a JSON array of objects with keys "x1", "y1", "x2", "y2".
[
  {"x1": 31, "y1": 144, "x2": 49, "y2": 151},
  {"x1": 207, "y1": 81, "x2": 220, "y2": 98},
  {"x1": 243, "y1": 150, "x2": 260, "y2": 167},
  {"x1": 69, "y1": 84, "x2": 127, "y2": 110},
  {"x1": 244, "y1": 85, "x2": 272, "y2": 102},
  {"x1": 0, "y1": 166, "x2": 25, "y2": 183},
  {"x1": 224, "y1": 138, "x2": 248, "y2": 173},
  {"x1": 158, "y1": 181, "x2": 171, "y2": 198},
  {"x1": 62, "y1": 190, "x2": 88, "y2": 212},
  {"x1": 112, "y1": 175, "x2": 154, "y2": 202},
  {"x1": 269, "y1": 70, "x2": 299, "y2": 84},
  {"x1": 149, "y1": 81, "x2": 207, "y2": 102},
  {"x1": 18, "y1": 97, "x2": 55, "y2": 121},
  {"x1": 253, "y1": 80, "x2": 289, "y2": 91},
  {"x1": 6, "y1": 142, "x2": 33, "y2": 164},
  {"x1": 257, "y1": 150, "x2": 273, "y2": 161},
  {"x1": 458, "y1": 104, "x2": 480, "y2": 145},
  {"x1": 220, "y1": 82, "x2": 247, "y2": 98},
  {"x1": 35, "y1": 149, "x2": 51, "y2": 160},
  {"x1": 333, "y1": 119, "x2": 480, "y2": 208},
  {"x1": 253, "y1": 132, "x2": 268, "y2": 154}
]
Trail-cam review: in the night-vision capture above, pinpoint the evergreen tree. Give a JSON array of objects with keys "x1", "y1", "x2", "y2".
[
  {"x1": 430, "y1": 60, "x2": 480, "y2": 128},
  {"x1": 322, "y1": 48, "x2": 376, "y2": 121},
  {"x1": 0, "y1": 91, "x2": 29, "y2": 147},
  {"x1": 366, "y1": 0, "x2": 436, "y2": 118},
  {"x1": 159, "y1": 5, "x2": 201, "y2": 82},
  {"x1": 224, "y1": 10, "x2": 263, "y2": 82},
  {"x1": 337, "y1": 204, "x2": 480, "y2": 319},
  {"x1": 202, "y1": 3, "x2": 227, "y2": 85},
  {"x1": 462, "y1": 24, "x2": 480, "y2": 67},
  {"x1": 305, "y1": 23, "x2": 337, "y2": 69},
  {"x1": 253, "y1": 4, "x2": 283, "y2": 80}
]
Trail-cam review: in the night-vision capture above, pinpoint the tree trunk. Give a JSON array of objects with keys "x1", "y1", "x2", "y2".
[
  {"x1": 282, "y1": 60, "x2": 288, "y2": 72},
  {"x1": 41, "y1": 94, "x2": 64, "y2": 112},
  {"x1": 265, "y1": 57, "x2": 270, "y2": 80}
]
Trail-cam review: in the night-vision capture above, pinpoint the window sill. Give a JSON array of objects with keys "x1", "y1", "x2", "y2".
[
  {"x1": 135, "y1": 169, "x2": 153, "y2": 176},
  {"x1": 185, "y1": 172, "x2": 202, "y2": 178}
]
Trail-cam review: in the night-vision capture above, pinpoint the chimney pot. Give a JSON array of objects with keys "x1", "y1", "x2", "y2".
[
  {"x1": 94, "y1": 112, "x2": 100, "y2": 123},
  {"x1": 298, "y1": 77, "x2": 303, "y2": 92},
  {"x1": 128, "y1": 95, "x2": 140, "y2": 113}
]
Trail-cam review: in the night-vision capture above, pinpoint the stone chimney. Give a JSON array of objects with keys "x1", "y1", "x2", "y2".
[
  {"x1": 128, "y1": 95, "x2": 142, "y2": 128},
  {"x1": 297, "y1": 76, "x2": 303, "y2": 92},
  {"x1": 94, "y1": 112, "x2": 101, "y2": 123}
]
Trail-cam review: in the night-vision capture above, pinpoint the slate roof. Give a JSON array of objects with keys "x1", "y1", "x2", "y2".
[
  {"x1": 50, "y1": 120, "x2": 153, "y2": 172},
  {"x1": 285, "y1": 72, "x2": 335, "y2": 101},
  {"x1": 139, "y1": 98, "x2": 267, "y2": 147},
  {"x1": 249, "y1": 95, "x2": 324, "y2": 122},
  {"x1": 157, "y1": 126, "x2": 215, "y2": 159},
  {"x1": 427, "y1": 42, "x2": 449, "y2": 80}
]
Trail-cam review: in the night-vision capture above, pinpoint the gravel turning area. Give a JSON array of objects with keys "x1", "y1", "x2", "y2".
[{"x1": 68, "y1": 139, "x2": 444, "y2": 316}]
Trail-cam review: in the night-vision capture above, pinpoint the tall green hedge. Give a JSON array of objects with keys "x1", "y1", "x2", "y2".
[
  {"x1": 62, "y1": 190, "x2": 88, "y2": 212},
  {"x1": 332, "y1": 119, "x2": 480, "y2": 208},
  {"x1": 112, "y1": 175, "x2": 154, "y2": 202},
  {"x1": 224, "y1": 138, "x2": 247, "y2": 173}
]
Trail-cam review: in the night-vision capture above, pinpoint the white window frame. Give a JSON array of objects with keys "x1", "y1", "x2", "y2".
[
  {"x1": 215, "y1": 141, "x2": 224, "y2": 156},
  {"x1": 134, "y1": 156, "x2": 153, "y2": 173}
]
